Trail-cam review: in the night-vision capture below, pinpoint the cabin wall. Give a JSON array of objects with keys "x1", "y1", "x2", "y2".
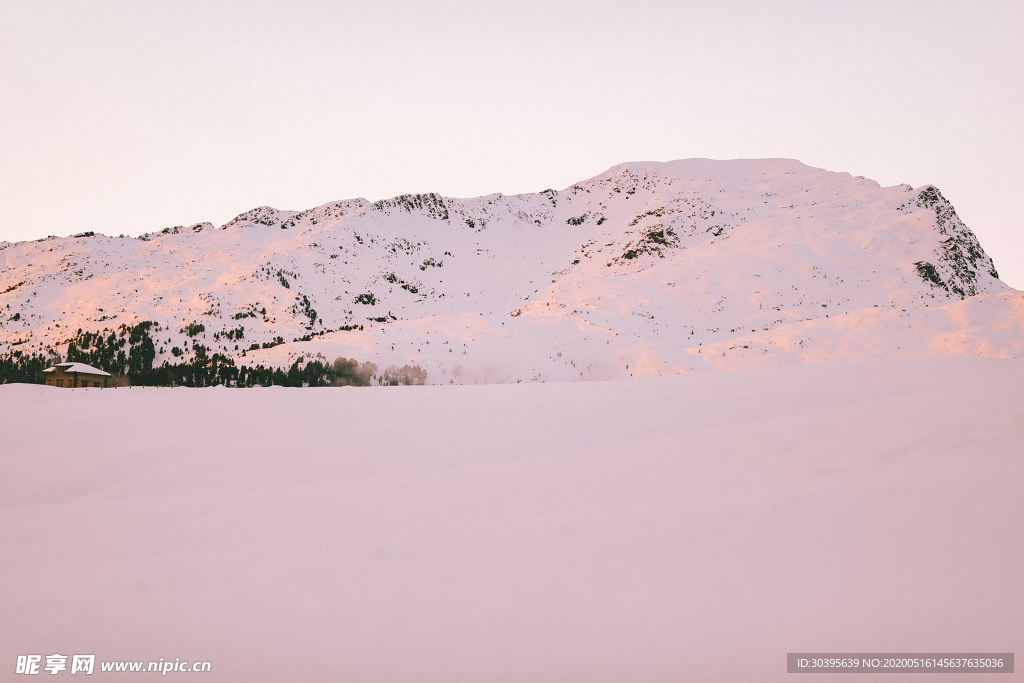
[{"x1": 44, "y1": 370, "x2": 109, "y2": 388}]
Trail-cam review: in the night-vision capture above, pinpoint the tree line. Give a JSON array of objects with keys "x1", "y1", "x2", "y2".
[{"x1": 1, "y1": 320, "x2": 426, "y2": 387}]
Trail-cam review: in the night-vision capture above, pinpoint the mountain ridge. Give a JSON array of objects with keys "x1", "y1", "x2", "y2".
[{"x1": 2, "y1": 158, "x2": 1021, "y2": 385}]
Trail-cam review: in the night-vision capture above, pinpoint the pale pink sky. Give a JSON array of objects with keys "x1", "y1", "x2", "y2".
[{"x1": 1, "y1": 0, "x2": 1022, "y2": 287}]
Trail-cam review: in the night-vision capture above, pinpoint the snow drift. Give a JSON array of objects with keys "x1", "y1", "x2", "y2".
[{"x1": 1, "y1": 356, "x2": 1021, "y2": 681}]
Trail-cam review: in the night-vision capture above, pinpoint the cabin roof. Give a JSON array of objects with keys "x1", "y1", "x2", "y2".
[{"x1": 42, "y1": 362, "x2": 112, "y2": 377}]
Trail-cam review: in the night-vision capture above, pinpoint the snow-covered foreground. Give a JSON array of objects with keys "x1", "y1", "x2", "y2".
[{"x1": 1, "y1": 357, "x2": 1022, "y2": 681}]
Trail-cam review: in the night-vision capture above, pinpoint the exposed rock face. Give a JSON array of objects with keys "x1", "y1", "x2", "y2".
[{"x1": 907, "y1": 185, "x2": 998, "y2": 298}]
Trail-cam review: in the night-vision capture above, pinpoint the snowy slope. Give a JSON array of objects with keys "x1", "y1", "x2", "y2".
[
  {"x1": 1, "y1": 159, "x2": 1020, "y2": 383},
  {"x1": 1, "y1": 356, "x2": 1021, "y2": 681}
]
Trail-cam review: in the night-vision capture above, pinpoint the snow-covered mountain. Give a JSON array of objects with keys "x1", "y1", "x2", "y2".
[{"x1": 1, "y1": 158, "x2": 1021, "y2": 383}]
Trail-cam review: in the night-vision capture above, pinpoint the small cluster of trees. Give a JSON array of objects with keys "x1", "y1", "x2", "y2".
[
  {"x1": 58, "y1": 321, "x2": 157, "y2": 377},
  {"x1": 331, "y1": 357, "x2": 376, "y2": 386},
  {"x1": 380, "y1": 364, "x2": 427, "y2": 386},
  {"x1": 0, "y1": 350, "x2": 58, "y2": 384},
  {"x1": 327, "y1": 358, "x2": 427, "y2": 386}
]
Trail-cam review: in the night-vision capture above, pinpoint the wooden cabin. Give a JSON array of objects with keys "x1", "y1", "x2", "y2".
[{"x1": 43, "y1": 362, "x2": 111, "y2": 388}]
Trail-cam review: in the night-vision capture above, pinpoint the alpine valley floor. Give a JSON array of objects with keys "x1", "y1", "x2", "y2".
[{"x1": 1, "y1": 356, "x2": 1022, "y2": 682}]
